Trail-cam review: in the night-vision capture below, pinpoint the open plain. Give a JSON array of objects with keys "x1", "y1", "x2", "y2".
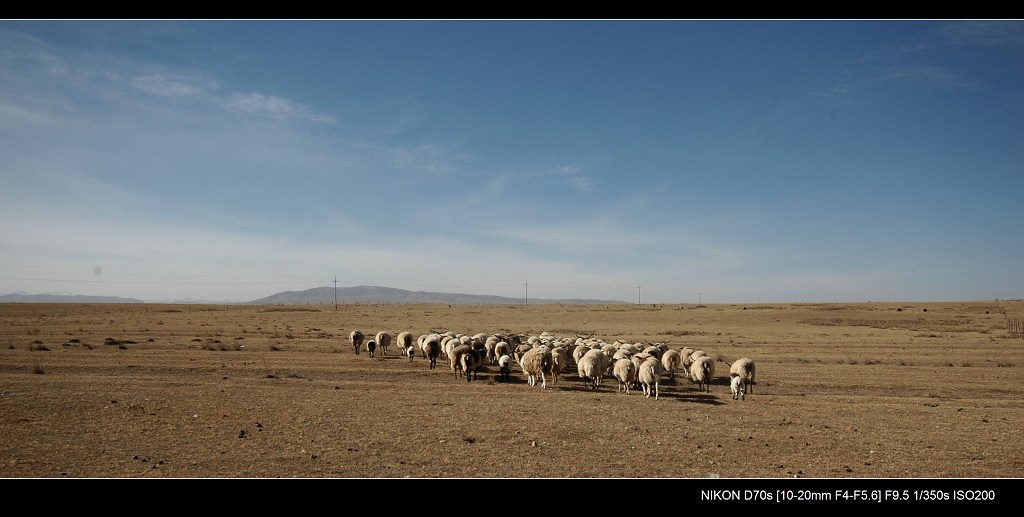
[{"x1": 1, "y1": 301, "x2": 1022, "y2": 478}]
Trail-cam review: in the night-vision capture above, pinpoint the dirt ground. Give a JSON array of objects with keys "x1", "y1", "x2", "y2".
[{"x1": 1, "y1": 301, "x2": 1022, "y2": 479}]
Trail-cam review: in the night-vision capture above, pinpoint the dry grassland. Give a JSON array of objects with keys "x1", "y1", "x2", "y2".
[{"x1": 1, "y1": 301, "x2": 1022, "y2": 478}]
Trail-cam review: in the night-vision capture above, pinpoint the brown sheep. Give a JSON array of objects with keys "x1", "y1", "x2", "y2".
[{"x1": 349, "y1": 330, "x2": 364, "y2": 356}]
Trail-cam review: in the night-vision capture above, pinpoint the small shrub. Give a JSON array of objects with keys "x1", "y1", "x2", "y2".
[{"x1": 32, "y1": 361, "x2": 45, "y2": 374}]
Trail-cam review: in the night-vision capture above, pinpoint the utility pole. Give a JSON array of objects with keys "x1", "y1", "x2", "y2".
[
  {"x1": 333, "y1": 276, "x2": 338, "y2": 311},
  {"x1": 524, "y1": 280, "x2": 529, "y2": 307},
  {"x1": 638, "y1": 285, "x2": 641, "y2": 305},
  {"x1": 698, "y1": 292, "x2": 702, "y2": 305}
]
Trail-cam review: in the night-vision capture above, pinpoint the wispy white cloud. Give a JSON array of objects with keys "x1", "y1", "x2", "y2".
[
  {"x1": 817, "y1": 64, "x2": 979, "y2": 101},
  {"x1": 939, "y1": 21, "x2": 1024, "y2": 48},
  {"x1": 224, "y1": 91, "x2": 335, "y2": 123},
  {"x1": 874, "y1": 66, "x2": 979, "y2": 89},
  {"x1": 551, "y1": 164, "x2": 595, "y2": 191},
  {"x1": 132, "y1": 73, "x2": 216, "y2": 97}
]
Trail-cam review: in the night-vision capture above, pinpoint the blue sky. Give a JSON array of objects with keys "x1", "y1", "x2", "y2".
[{"x1": 1, "y1": 20, "x2": 1022, "y2": 303}]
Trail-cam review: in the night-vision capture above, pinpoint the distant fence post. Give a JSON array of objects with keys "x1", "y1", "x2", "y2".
[{"x1": 1010, "y1": 319, "x2": 1023, "y2": 339}]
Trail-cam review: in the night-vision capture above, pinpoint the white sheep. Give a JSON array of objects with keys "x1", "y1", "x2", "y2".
[
  {"x1": 572, "y1": 344, "x2": 590, "y2": 366},
  {"x1": 375, "y1": 331, "x2": 392, "y2": 356},
  {"x1": 494, "y1": 341, "x2": 511, "y2": 362},
  {"x1": 519, "y1": 346, "x2": 553, "y2": 389},
  {"x1": 680, "y1": 347, "x2": 696, "y2": 370},
  {"x1": 613, "y1": 358, "x2": 637, "y2": 395},
  {"x1": 730, "y1": 375, "x2": 746, "y2": 400},
  {"x1": 661, "y1": 349, "x2": 682, "y2": 383},
  {"x1": 610, "y1": 343, "x2": 631, "y2": 357},
  {"x1": 690, "y1": 355, "x2": 715, "y2": 393},
  {"x1": 350, "y1": 330, "x2": 364, "y2": 356},
  {"x1": 729, "y1": 357, "x2": 756, "y2": 395},
  {"x1": 577, "y1": 348, "x2": 609, "y2": 390},
  {"x1": 550, "y1": 346, "x2": 569, "y2": 384},
  {"x1": 601, "y1": 343, "x2": 618, "y2": 357},
  {"x1": 642, "y1": 345, "x2": 663, "y2": 360},
  {"x1": 513, "y1": 343, "x2": 533, "y2": 363},
  {"x1": 484, "y1": 336, "x2": 500, "y2": 364},
  {"x1": 630, "y1": 352, "x2": 653, "y2": 373},
  {"x1": 443, "y1": 336, "x2": 460, "y2": 360},
  {"x1": 397, "y1": 331, "x2": 415, "y2": 361},
  {"x1": 638, "y1": 357, "x2": 663, "y2": 399},
  {"x1": 397, "y1": 331, "x2": 413, "y2": 350}
]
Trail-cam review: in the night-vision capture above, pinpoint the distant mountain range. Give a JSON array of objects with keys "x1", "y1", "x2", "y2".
[
  {"x1": 248, "y1": 285, "x2": 628, "y2": 305},
  {"x1": 0, "y1": 292, "x2": 146, "y2": 303},
  {"x1": 0, "y1": 286, "x2": 628, "y2": 305}
]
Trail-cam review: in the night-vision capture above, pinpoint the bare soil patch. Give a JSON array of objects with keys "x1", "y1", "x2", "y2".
[{"x1": 1, "y1": 301, "x2": 1022, "y2": 478}]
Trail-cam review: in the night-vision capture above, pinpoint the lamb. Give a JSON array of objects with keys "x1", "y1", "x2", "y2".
[
  {"x1": 729, "y1": 357, "x2": 756, "y2": 395},
  {"x1": 661, "y1": 349, "x2": 682, "y2": 383},
  {"x1": 375, "y1": 331, "x2": 392, "y2": 356},
  {"x1": 690, "y1": 355, "x2": 715, "y2": 393},
  {"x1": 366, "y1": 339, "x2": 377, "y2": 358},
  {"x1": 638, "y1": 357, "x2": 663, "y2": 399},
  {"x1": 577, "y1": 348, "x2": 609, "y2": 390},
  {"x1": 730, "y1": 375, "x2": 746, "y2": 400},
  {"x1": 613, "y1": 358, "x2": 637, "y2": 395},
  {"x1": 350, "y1": 330, "x2": 364, "y2": 355},
  {"x1": 519, "y1": 346, "x2": 553, "y2": 389},
  {"x1": 497, "y1": 354, "x2": 512, "y2": 382},
  {"x1": 405, "y1": 343, "x2": 416, "y2": 362}
]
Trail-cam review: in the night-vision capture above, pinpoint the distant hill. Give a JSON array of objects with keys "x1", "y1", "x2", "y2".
[
  {"x1": 248, "y1": 285, "x2": 628, "y2": 305},
  {"x1": 0, "y1": 293, "x2": 145, "y2": 303}
]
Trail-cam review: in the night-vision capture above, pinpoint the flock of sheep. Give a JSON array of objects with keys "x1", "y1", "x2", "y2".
[{"x1": 348, "y1": 329, "x2": 756, "y2": 400}]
